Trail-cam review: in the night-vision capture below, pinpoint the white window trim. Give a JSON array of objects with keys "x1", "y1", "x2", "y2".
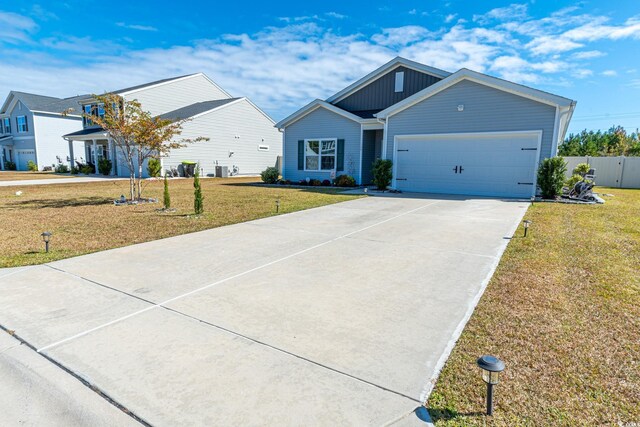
[
  {"x1": 303, "y1": 138, "x2": 337, "y2": 172},
  {"x1": 394, "y1": 71, "x2": 404, "y2": 93}
]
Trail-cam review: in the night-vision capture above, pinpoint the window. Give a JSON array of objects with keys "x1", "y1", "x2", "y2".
[
  {"x1": 3, "y1": 117, "x2": 11, "y2": 134},
  {"x1": 305, "y1": 139, "x2": 336, "y2": 171},
  {"x1": 16, "y1": 116, "x2": 28, "y2": 133},
  {"x1": 83, "y1": 103, "x2": 105, "y2": 127},
  {"x1": 395, "y1": 71, "x2": 404, "y2": 92}
]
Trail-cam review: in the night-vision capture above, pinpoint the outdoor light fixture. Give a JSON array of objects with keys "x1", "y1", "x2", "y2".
[
  {"x1": 523, "y1": 220, "x2": 532, "y2": 237},
  {"x1": 276, "y1": 198, "x2": 280, "y2": 213},
  {"x1": 530, "y1": 196, "x2": 535, "y2": 204},
  {"x1": 477, "y1": 355, "x2": 505, "y2": 416},
  {"x1": 41, "y1": 231, "x2": 52, "y2": 253}
]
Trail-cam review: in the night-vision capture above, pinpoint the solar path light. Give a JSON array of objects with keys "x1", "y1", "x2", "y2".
[
  {"x1": 477, "y1": 355, "x2": 505, "y2": 416},
  {"x1": 41, "y1": 231, "x2": 52, "y2": 253},
  {"x1": 523, "y1": 220, "x2": 532, "y2": 237}
]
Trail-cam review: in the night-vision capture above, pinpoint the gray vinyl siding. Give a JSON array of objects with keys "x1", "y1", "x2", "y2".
[
  {"x1": 123, "y1": 74, "x2": 231, "y2": 116},
  {"x1": 32, "y1": 114, "x2": 83, "y2": 169},
  {"x1": 335, "y1": 66, "x2": 442, "y2": 113},
  {"x1": 385, "y1": 80, "x2": 557, "y2": 163},
  {"x1": 163, "y1": 99, "x2": 282, "y2": 176},
  {"x1": 283, "y1": 107, "x2": 361, "y2": 183}
]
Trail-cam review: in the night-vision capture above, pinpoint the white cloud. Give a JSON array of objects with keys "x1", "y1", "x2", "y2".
[
  {"x1": 116, "y1": 22, "x2": 158, "y2": 32},
  {"x1": 325, "y1": 12, "x2": 347, "y2": 19},
  {"x1": 444, "y1": 14, "x2": 457, "y2": 24},
  {"x1": 629, "y1": 79, "x2": 640, "y2": 89},
  {"x1": 602, "y1": 70, "x2": 617, "y2": 77},
  {"x1": 571, "y1": 50, "x2": 605, "y2": 59},
  {"x1": 0, "y1": 11, "x2": 38, "y2": 44},
  {"x1": 372, "y1": 26, "x2": 431, "y2": 47},
  {"x1": 474, "y1": 4, "x2": 528, "y2": 24},
  {"x1": 573, "y1": 69, "x2": 593, "y2": 79}
]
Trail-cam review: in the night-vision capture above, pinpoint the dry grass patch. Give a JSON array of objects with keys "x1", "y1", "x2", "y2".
[
  {"x1": 427, "y1": 188, "x2": 640, "y2": 426},
  {"x1": 0, "y1": 171, "x2": 74, "y2": 181},
  {"x1": 0, "y1": 177, "x2": 361, "y2": 267}
]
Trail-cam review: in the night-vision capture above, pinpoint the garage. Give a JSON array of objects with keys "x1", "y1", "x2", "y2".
[
  {"x1": 16, "y1": 149, "x2": 36, "y2": 171},
  {"x1": 393, "y1": 131, "x2": 541, "y2": 198}
]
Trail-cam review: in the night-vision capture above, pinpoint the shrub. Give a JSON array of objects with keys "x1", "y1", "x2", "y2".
[
  {"x1": 55, "y1": 164, "x2": 69, "y2": 173},
  {"x1": 298, "y1": 179, "x2": 308, "y2": 186},
  {"x1": 537, "y1": 157, "x2": 567, "y2": 199},
  {"x1": 573, "y1": 162, "x2": 591, "y2": 176},
  {"x1": 372, "y1": 159, "x2": 393, "y2": 190},
  {"x1": 335, "y1": 174, "x2": 356, "y2": 187},
  {"x1": 27, "y1": 160, "x2": 38, "y2": 172},
  {"x1": 70, "y1": 166, "x2": 79, "y2": 175},
  {"x1": 4, "y1": 161, "x2": 16, "y2": 170},
  {"x1": 147, "y1": 158, "x2": 162, "y2": 178},
  {"x1": 98, "y1": 158, "x2": 112, "y2": 175},
  {"x1": 260, "y1": 166, "x2": 280, "y2": 184},
  {"x1": 81, "y1": 164, "x2": 94, "y2": 175},
  {"x1": 193, "y1": 168, "x2": 204, "y2": 215},
  {"x1": 566, "y1": 174, "x2": 584, "y2": 189},
  {"x1": 310, "y1": 179, "x2": 321, "y2": 186},
  {"x1": 163, "y1": 174, "x2": 171, "y2": 209},
  {"x1": 321, "y1": 179, "x2": 331, "y2": 186}
]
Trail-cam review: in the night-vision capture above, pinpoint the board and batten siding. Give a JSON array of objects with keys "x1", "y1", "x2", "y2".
[
  {"x1": 32, "y1": 113, "x2": 83, "y2": 169},
  {"x1": 385, "y1": 79, "x2": 557, "y2": 163},
  {"x1": 283, "y1": 107, "x2": 361, "y2": 183},
  {"x1": 124, "y1": 74, "x2": 231, "y2": 117},
  {"x1": 163, "y1": 98, "x2": 281, "y2": 176},
  {"x1": 335, "y1": 66, "x2": 442, "y2": 114}
]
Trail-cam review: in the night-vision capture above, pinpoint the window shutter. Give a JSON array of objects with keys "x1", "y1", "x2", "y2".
[
  {"x1": 337, "y1": 139, "x2": 345, "y2": 171},
  {"x1": 25, "y1": 117, "x2": 28, "y2": 132},
  {"x1": 298, "y1": 140, "x2": 304, "y2": 170}
]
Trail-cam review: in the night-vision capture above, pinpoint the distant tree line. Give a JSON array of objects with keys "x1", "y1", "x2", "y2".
[{"x1": 559, "y1": 125, "x2": 640, "y2": 156}]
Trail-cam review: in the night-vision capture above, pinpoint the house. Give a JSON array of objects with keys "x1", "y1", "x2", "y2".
[
  {"x1": 0, "y1": 92, "x2": 87, "y2": 171},
  {"x1": 63, "y1": 73, "x2": 281, "y2": 177},
  {"x1": 275, "y1": 57, "x2": 576, "y2": 198}
]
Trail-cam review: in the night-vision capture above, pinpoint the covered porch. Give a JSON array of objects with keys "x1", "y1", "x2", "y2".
[
  {"x1": 0, "y1": 135, "x2": 14, "y2": 170},
  {"x1": 360, "y1": 122, "x2": 384, "y2": 185},
  {"x1": 63, "y1": 128, "x2": 118, "y2": 176}
]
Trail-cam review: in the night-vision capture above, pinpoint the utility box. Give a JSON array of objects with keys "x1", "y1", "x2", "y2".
[{"x1": 216, "y1": 166, "x2": 228, "y2": 178}]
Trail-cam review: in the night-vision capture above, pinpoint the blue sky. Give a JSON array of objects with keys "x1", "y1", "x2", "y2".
[{"x1": 1, "y1": 1, "x2": 640, "y2": 134}]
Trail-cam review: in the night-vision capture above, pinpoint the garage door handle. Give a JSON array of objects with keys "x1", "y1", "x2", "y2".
[
  {"x1": 396, "y1": 178, "x2": 407, "y2": 181},
  {"x1": 518, "y1": 182, "x2": 534, "y2": 185},
  {"x1": 397, "y1": 149, "x2": 409, "y2": 152},
  {"x1": 521, "y1": 148, "x2": 538, "y2": 150}
]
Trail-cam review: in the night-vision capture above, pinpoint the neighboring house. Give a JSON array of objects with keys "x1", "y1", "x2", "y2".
[
  {"x1": 63, "y1": 73, "x2": 281, "y2": 177},
  {"x1": 0, "y1": 92, "x2": 87, "y2": 171},
  {"x1": 275, "y1": 57, "x2": 576, "y2": 198}
]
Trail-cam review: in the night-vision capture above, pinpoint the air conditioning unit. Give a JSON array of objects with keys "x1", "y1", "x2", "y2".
[{"x1": 215, "y1": 166, "x2": 228, "y2": 178}]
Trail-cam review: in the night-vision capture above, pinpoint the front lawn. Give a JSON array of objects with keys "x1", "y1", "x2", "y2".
[
  {"x1": 428, "y1": 188, "x2": 640, "y2": 425},
  {"x1": 0, "y1": 177, "x2": 361, "y2": 267},
  {"x1": 0, "y1": 171, "x2": 74, "y2": 181}
]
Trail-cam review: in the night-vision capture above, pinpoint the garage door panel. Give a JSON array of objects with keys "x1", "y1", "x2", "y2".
[{"x1": 394, "y1": 133, "x2": 539, "y2": 198}]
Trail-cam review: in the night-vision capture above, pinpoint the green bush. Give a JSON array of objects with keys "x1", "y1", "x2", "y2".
[
  {"x1": 27, "y1": 160, "x2": 38, "y2": 172},
  {"x1": 537, "y1": 157, "x2": 567, "y2": 199},
  {"x1": 566, "y1": 174, "x2": 583, "y2": 189},
  {"x1": 163, "y1": 174, "x2": 171, "y2": 209},
  {"x1": 147, "y1": 158, "x2": 162, "y2": 178},
  {"x1": 573, "y1": 163, "x2": 591, "y2": 176},
  {"x1": 334, "y1": 174, "x2": 356, "y2": 187},
  {"x1": 81, "y1": 164, "x2": 94, "y2": 175},
  {"x1": 309, "y1": 179, "x2": 322, "y2": 186},
  {"x1": 4, "y1": 161, "x2": 16, "y2": 170},
  {"x1": 55, "y1": 164, "x2": 69, "y2": 173},
  {"x1": 260, "y1": 166, "x2": 280, "y2": 184},
  {"x1": 98, "y1": 158, "x2": 112, "y2": 175},
  {"x1": 70, "y1": 166, "x2": 79, "y2": 175},
  {"x1": 193, "y1": 168, "x2": 204, "y2": 215},
  {"x1": 372, "y1": 159, "x2": 393, "y2": 190}
]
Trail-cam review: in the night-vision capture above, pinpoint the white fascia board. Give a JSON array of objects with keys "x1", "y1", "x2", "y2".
[
  {"x1": 0, "y1": 92, "x2": 16, "y2": 114},
  {"x1": 275, "y1": 100, "x2": 363, "y2": 129},
  {"x1": 326, "y1": 56, "x2": 451, "y2": 104},
  {"x1": 32, "y1": 110, "x2": 83, "y2": 118},
  {"x1": 376, "y1": 69, "x2": 575, "y2": 119}
]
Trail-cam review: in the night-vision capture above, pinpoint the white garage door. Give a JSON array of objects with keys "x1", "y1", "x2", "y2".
[
  {"x1": 16, "y1": 149, "x2": 36, "y2": 171},
  {"x1": 394, "y1": 131, "x2": 541, "y2": 198}
]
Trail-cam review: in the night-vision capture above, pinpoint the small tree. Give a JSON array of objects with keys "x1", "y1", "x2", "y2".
[
  {"x1": 372, "y1": 159, "x2": 393, "y2": 190},
  {"x1": 71, "y1": 93, "x2": 207, "y2": 201},
  {"x1": 163, "y1": 174, "x2": 171, "y2": 209},
  {"x1": 147, "y1": 158, "x2": 162, "y2": 177},
  {"x1": 193, "y1": 167, "x2": 204, "y2": 215},
  {"x1": 537, "y1": 157, "x2": 567, "y2": 199}
]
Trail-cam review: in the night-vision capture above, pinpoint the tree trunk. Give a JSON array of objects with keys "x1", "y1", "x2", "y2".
[
  {"x1": 137, "y1": 148, "x2": 143, "y2": 200},
  {"x1": 128, "y1": 157, "x2": 135, "y2": 201}
]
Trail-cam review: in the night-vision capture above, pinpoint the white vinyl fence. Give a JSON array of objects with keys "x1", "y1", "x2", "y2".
[{"x1": 563, "y1": 156, "x2": 640, "y2": 189}]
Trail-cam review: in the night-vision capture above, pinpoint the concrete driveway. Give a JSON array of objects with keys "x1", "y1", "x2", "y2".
[{"x1": 0, "y1": 194, "x2": 528, "y2": 426}]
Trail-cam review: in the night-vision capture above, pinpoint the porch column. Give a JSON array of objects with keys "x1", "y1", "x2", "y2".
[
  {"x1": 108, "y1": 138, "x2": 115, "y2": 175},
  {"x1": 68, "y1": 140, "x2": 74, "y2": 168},
  {"x1": 0, "y1": 147, "x2": 4, "y2": 171},
  {"x1": 92, "y1": 139, "x2": 98, "y2": 174}
]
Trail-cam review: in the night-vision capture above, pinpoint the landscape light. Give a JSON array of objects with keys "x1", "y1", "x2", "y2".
[
  {"x1": 41, "y1": 231, "x2": 52, "y2": 253},
  {"x1": 523, "y1": 220, "x2": 532, "y2": 237},
  {"x1": 276, "y1": 198, "x2": 280, "y2": 213},
  {"x1": 477, "y1": 355, "x2": 505, "y2": 416}
]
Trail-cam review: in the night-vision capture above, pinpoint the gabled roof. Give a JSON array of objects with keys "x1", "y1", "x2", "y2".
[
  {"x1": 114, "y1": 74, "x2": 198, "y2": 95},
  {"x1": 0, "y1": 91, "x2": 89, "y2": 117},
  {"x1": 63, "y1": 127, "x2": 107, "y2": 139},
  {"x1": 275, "y1": 99, "x2": 363, "y2": 129},
  {"x1": 158, "y1": 98, "x2": 243, "y2": 121},
  {"x1": 325, "y1": 56, "x2": 451, "y2": 105},
  {"x1": 376, "y1": 68, "x2": 575, "y2": 119}
]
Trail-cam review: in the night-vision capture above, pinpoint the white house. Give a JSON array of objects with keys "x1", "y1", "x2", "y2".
[
  {"x1": 0, "y1": 92, "x2": 87, "y2": 171},
  {"x1": 63, "y1": 73, "x2": 282, "y2": 177}
]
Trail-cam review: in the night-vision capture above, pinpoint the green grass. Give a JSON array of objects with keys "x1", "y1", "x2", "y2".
[
  {"x1": 0, "y1": 177, "x2": 361, "y2": 267},
  {"x1": 427, "y1": 188, "x2": 640, "y2": 426}
]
